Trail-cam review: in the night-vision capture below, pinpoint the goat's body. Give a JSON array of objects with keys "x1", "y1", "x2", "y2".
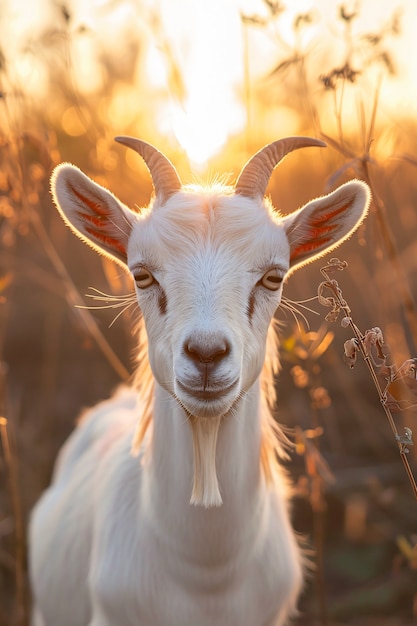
[
  {"x1": 30, "y1": 389, "x2": 138, "y2": 626},
  {"x1": 29, "y1": 136, "x2": 369, "y2": 626},
  {"x1": 30, "y1": 384, "x2": 302, "y2": 626}
]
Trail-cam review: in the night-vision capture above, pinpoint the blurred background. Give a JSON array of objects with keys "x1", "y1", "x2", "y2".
[{"x1": 1, "y1": 0, "x2": 417, "y2": 624}]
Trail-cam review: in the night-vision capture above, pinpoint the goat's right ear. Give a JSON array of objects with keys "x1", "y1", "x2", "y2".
[{"x1": 51, "y1": 164, "x2": 134, "y2": 267}]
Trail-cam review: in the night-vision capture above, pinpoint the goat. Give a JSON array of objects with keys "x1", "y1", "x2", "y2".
[{"x1": 29, "y1": 136, "x2": 370, "y2": 626}]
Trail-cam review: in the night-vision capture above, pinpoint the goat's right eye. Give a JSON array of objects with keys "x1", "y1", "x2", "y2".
[{"x1": 133, "y1": 268, "x2": 154, "y2": 289}]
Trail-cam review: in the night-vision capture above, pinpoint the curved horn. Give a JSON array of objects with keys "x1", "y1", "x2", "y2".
[
  {"x1": 115, "y1": 136, "x2": 182, "y2": 202},
  {"x1": 235, "y1": 136, "x2": 326, "y2": 199}
]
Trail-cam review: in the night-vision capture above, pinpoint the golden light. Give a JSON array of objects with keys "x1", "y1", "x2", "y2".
[
  {"x1": 147, "y1": 0, "x2": 247, "y2": 167},
  {"x1": 13, "y1": 54, "x2": 49, "y2": 96},
  {"x1": 145, "y1": 44, "x2": 170, "y2": 89},
  {"x1": 170, "y1": 93, "x2": 245, "y2": 169},
  {"x1": 3, "y1": 0, "x2": 417, "y2": 166},
  {"x1": 71, "y1": 35, "x2": 105, "y2": 95},
  {"x1": 61, "y1": 106, "x2": 88, "y2": 137},
  {"x1": 141, "y1": 0, "x2": 417, "y2": 166}
]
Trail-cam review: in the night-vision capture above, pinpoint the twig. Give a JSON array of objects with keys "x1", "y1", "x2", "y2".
[
  {"x1": 0, "y1": 363, "x2": 27, "y2": 625},
  {"x1": 29, "y1": 211, "x2": 131, "y2": 382},
  {"x1": 318, "y1": 258, "x2": 417, "y2": 499}
]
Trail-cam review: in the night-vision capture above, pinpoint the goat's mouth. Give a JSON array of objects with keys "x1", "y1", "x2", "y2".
[{"x1": 175, "y1": 378, "x2": 239, "y2": 418}]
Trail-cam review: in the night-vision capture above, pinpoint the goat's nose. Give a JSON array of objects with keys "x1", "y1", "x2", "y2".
[{"x1": 184, "y1": 337, "x2": 231, "y2": 366}]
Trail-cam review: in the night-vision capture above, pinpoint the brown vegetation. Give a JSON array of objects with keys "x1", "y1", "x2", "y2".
[{"x1": 0, "y1": 2, "x2": 416, "y2": 624}]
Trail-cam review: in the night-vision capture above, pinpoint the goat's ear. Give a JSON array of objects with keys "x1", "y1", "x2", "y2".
[
  {"x1": 51, "y1": 164, "x2": 134, "y2": 267},
  {"x1": 283, "y1": 180, "x2": 370, "y2": 273}
]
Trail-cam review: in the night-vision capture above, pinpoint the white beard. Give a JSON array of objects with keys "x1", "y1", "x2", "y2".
[{"x1": 189, "y1": 415, "x2": 223, "y2": 507}]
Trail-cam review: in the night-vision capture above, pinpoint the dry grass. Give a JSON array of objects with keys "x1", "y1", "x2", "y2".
[
  {"x1": 318, "y1": 257, "x2": 417, "y2": 499},
  {"x1": 1, "y1": 2, "x2": 417, "y2": 624}
]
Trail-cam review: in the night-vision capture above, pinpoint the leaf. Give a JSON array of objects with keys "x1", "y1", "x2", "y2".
[
  {"x1": 320, "y1": 132, "x2": 356, "y2": 159},
  {"x1": 263, "y1": 0, "x2": 285, "y2": 17},
  {"x1": 379, "y1": 362, "x2": 397, "y2": 382},
  {"x1": 363, "y1": 327, "x2": 384, "y2": 353},
  {"x1": 396, "y1": 153, "x2": 417, "y2": 168},
  {"x1": 268, "y1": 56, "x2": 300, "y2": 77},
  {"x1": 0, "y1": 272, "x2": 12, "y2": 294},
  {"x1": 326, "y1": 160, "x2": 360, "y2": 189},
  {"x1": 291, "y1": 365, "x2": 309, "y2": 388},
  {"x1": 344, "y1": 338, "x2": 358, "y2": 368},
  {"x1": 240, "y1": 13, "x2": 267, "y2": 26},
  {"x1": 396, "y1": 535, "x2": 417, "y2": 567},
  {"x1": 309, "y1": 329, "x2": 334, "y2": 359},
  {"x1": 401, "y1": 358, "x2": 417, "y2": 395}
]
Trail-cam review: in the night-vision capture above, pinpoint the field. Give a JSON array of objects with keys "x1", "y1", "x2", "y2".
[{"x1": 0, "y1": 1, "x2": 416, "y2": 624}]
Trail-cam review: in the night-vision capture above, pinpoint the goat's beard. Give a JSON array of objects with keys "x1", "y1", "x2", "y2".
[{"x1": 189, "y1": 415, "x2": 222, "y2": 508}]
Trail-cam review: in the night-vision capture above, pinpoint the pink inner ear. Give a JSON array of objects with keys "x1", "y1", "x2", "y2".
[
  {"x1": 290, "y1": 237, "x2": 331, "y2": 262},
  {"x1": 68, "y1": 184, "x2": 126, "y2": 258},
  {"x1": 79, "y1": 212, "x2": 106, "y2": 227},
  {"x1": 290, "y1": 201, "x2": 352, "y2": 263},
  {"x1": 70, "y1": 185, "x2": 110, "y2": 217},
  {"x1": 310, "y1": 201, "x2": 351, "y2": 226},
  {"x1": 85, "y1": 226, "x2": 126, "y2": 257}
]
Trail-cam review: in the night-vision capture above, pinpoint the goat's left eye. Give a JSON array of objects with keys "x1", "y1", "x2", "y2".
[
  {"x1": 133, "y1": 268, "x2": 154, "y2": 289},
  {"x1": 261, "y1": 268, "x2": 284, "y2": 291}
]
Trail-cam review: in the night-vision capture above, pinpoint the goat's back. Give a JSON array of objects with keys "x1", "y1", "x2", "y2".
[{"x1": 29, "y1": 388, "x2": 138, "y2": 626}]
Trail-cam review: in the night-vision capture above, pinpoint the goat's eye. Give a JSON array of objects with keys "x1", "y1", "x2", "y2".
[
  {"x1": 133, "y1": 267, "x2": 154, "y2": 289},
  {"x1": 261, "y1": 268, "x2": 284, "y2": 291}
]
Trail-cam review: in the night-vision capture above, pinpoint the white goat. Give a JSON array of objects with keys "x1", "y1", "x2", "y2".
[{"x1": 29, "y1": 136, "x2": 369, "y2": 626}]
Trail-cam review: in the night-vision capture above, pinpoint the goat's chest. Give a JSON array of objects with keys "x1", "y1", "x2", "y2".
[
  {"x1": 90, "y1": 499, "x2": 301, "y2": 626},
  {"x1": 89, "y1": 445, "x2": 302, "y2": 625}
]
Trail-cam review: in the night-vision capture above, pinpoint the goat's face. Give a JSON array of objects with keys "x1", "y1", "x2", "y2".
[
  {"x1": 127, "y1": 191, "x2": 290, "y2": 418},
  {"x1": 51, "y1": 137, "x2": 370, "y2": 421}
]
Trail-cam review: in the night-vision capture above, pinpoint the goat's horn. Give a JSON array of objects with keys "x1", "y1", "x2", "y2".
[
  {"x1": 235, "y1": 136, "x2": 326, "y2": 198},
  {"x1": 115, "y1": 136, "x2": 182, "y2": 201}
]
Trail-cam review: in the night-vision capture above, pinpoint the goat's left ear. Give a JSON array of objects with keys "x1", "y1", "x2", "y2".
[
  {"x1": 283, "y1": 179, "x2": 370, "y2": 273},
  {"x1": 51, "y1": 164, "x2": 135, "y2": 267}
]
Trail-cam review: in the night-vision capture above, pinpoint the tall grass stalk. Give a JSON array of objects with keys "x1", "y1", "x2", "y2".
[
  {"x1": 287, "y1": 325, "x2": 336, "y2": 625},
  {"x1": 321, "y1": 98, "x2": 417, "y2": 354},
  {"x1": 318, "y1": 257, "x2": 417, "y2": 500},
  {"x1": 0, "y1": 364, "x2": 27, "y2": 626},
  {"x1": 1, "y1": 115, "x2": 131, "y2": 381}
]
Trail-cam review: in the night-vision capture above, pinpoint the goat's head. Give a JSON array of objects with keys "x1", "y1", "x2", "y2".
[{"x1": 51, "y1": 136, "x2": 369, "y2": 505}]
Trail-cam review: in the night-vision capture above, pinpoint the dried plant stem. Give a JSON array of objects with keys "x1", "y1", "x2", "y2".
[
  {"x1": 319, "y1": 259, "x2": 417, "y2": 499},
  {"x1": 3, "y1": 96, "x2": 130, "y2": 383},
  {"x1": 310, "y1": 409, "x2": 328, "y2": 626},
  {"x1": 313, "y1": 504, "x2": 328, "y2": 626},
  {"x1": 242, "y1": 20, "x2": 252, "y2": 147},
  {"x1": 30, "y1": 212, "x2": 130, "y2": 382},
  {"x1": 361, "y1": 159, "x2": 417, "y2": 350},
  {"x1": 0, "y1": 366, "x2": 26, "y2": 625}
]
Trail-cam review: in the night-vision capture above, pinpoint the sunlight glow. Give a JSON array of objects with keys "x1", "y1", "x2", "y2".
[
  {"x1": 72, "y1": 35, "x2": 105, "y2": 95},
  {"x1": 14, "y1": 54, "x2": 49, "y2": 96},
  {"x1": 145, "y1": 45, "x2": 169, "y2": 89},
  {"x1": 3, "y1": 0, "x2": 417, "y2": 166},
  {"x1": 151, "y1": 0, "x2": 247, "y2": 167},
  {"x1": 61, "y1": 107, "x2": 88, "y2": 137},
  {"x1": 170, "y1": 93, "x2": 245, "y2": 168}
]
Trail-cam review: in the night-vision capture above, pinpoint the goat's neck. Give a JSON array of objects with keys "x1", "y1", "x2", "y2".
[{"x1": 143, "y1": 381, "x2": 265, "y2": 560}]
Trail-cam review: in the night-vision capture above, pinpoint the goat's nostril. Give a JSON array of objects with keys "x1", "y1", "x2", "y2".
[{"x1": 185, "y1": 338, "x2": 230, "y2": 364}]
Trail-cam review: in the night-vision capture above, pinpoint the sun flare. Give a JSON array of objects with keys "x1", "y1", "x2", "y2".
[
  {"x1": 146, "y1": 0, "x2": 247, "y2": 167},
  {"x1": 3, "y1": 0, "x2": 417, "y2": 167},
  {"x1": 170, "y1": 94, "x2": 245, "y2": 169}
]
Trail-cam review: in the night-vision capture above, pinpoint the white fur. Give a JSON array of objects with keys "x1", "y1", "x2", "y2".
[{"x1": 30, "y1": 155, "x2": 370, "y2": 626}]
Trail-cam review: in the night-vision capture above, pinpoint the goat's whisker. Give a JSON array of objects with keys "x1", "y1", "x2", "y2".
[
  {"x1": 75, "y1": 288, "x2": 137, "y2": 327},
  {"x1": 280, "y1": 296, "x2": 318, "y2": 330},
  {"x1": 108, "y1": 301, "x2": 137, "y2": 328},
  {"x1": 84, "y1": 287, "x2": 136, "y2": 301}
]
